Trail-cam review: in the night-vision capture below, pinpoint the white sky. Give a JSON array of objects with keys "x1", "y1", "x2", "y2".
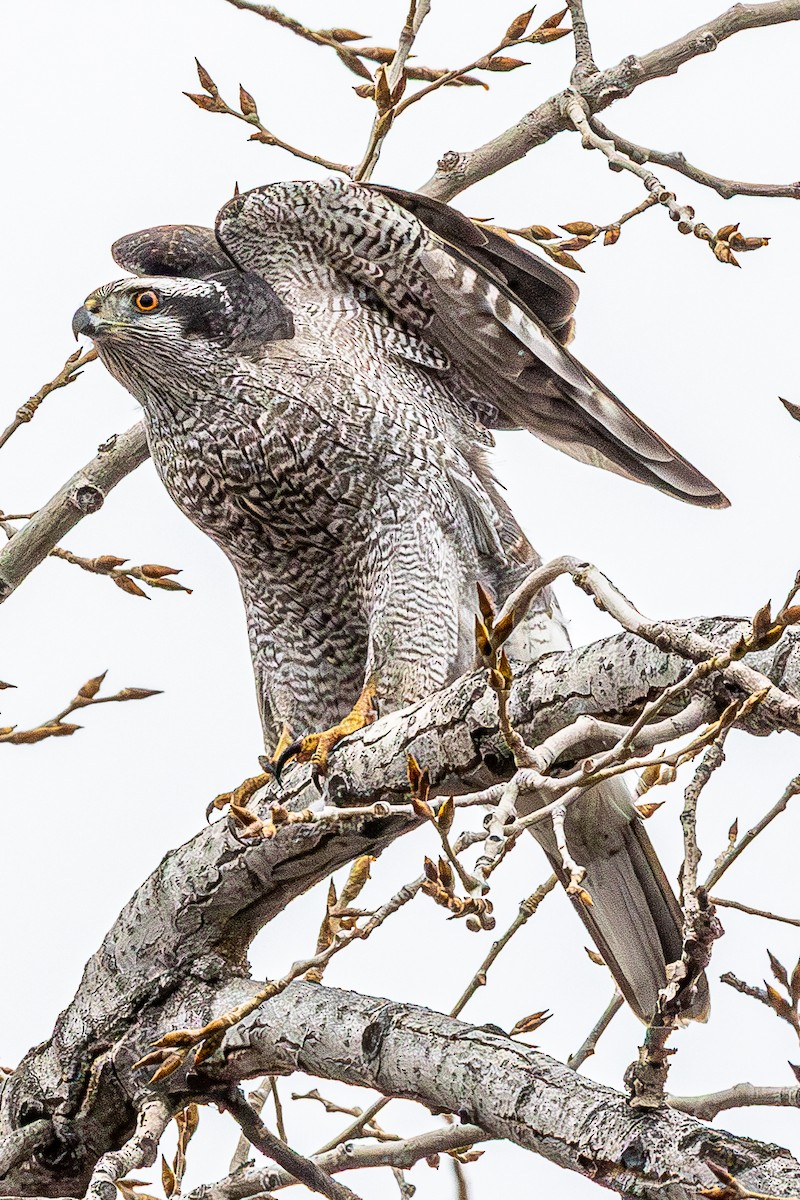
[{"x1": 2, "y1": 3, "x2": 800, "y2": 1197}]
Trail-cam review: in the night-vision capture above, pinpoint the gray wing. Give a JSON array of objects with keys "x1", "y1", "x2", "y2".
[{"x1": 216, "y1": 178, "x2": 728, "y2": 509}]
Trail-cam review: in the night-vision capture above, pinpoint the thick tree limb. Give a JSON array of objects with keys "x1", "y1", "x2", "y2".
[
  {"x1": 4, "y1": 619, "x2": 800, "y2": 1196},
  {"x1": 195, "y1": 982, "x2": 800, "y2": 1199},
  {"x1": 420, "y1": 1, "x2": 800, "y2": 200}
]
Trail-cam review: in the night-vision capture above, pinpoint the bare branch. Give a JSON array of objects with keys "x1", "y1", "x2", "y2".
[
  {"x1": 199, "y1": 981, "x2": 800, "y2": 1198},
  {"x1": 421, "y1": 1, "x2": 800, "y2": 200},
  {"x1": 353, "y1": 0, "x2": 432, "y2": 182},
  {"x1": 709, "y1": 896, "x2": 800, "y2": 928},
  {"x1": 670, "y1": 1083, "x2": 800, "y2": 1122},
  {"x1": 193, "y1": 1122, "x2": 490, "y2": 1200},
  {"x1": 591, "y1": 118, "x2": 800, "y2": 201},
  {"x1": 0, "y1": 421, "x2": 149, "y2": 604},
  {"x1": 567, "y1": 990, "x2": 624, "y2": 1070},
  {"x1": 85, "y1": 1097, "x2": 172, "y2": 1200},
  {"x1": 0, "y1": 348, "x2": 97, "y2": 454},
  {"x1": 0, "y1": 1119, "x2": 52, "y2": 1176},
  {"x1": 704, "y1": 772, "x2": 800, "y2": 890},
  {"x1": 220, "y1": 1088, "x2": 362, "y2": 1200},
  {"x1": 562, "y1": 92, "x2": 768, "y2": 267},
  {"x1": 566, "y1": 0, "x2": 597, "y2": 84}
]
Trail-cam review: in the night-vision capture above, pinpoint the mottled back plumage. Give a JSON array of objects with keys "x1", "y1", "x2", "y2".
[{"x1": 75, "y1": 178, "x2": 719, "y2": 1021}]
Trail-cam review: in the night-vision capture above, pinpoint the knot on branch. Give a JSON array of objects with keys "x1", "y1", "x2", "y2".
[
  {"x1": 436, "y1": 150, "x2": 463, "y2": 174},
  {"x1": 694, "y1": 30, "x2": 719, "y2": 54},
  {"x1": 70, "y1": 483, "x2": 105, "y2": 515}
]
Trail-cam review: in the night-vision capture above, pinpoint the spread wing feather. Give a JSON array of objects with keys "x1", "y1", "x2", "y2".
[
  {"x1": 133, "y1": 179, "x2": 725, "y2": 508},
  {"x1": 217, "y1": 179, "x2": 727, "y2": 508}
]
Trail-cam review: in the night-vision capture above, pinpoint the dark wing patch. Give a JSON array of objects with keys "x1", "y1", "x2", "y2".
[
  {"x1": 368, "y1": 184, "x2": 578, "y2": 343},
  {"x1": 112, "y1": 224, "x2": 233, "y2": 278}
]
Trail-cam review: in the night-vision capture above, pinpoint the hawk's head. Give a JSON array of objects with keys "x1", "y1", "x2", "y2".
[{"x1": 72, "y1": 270, "x2": 294, "y2": 402}]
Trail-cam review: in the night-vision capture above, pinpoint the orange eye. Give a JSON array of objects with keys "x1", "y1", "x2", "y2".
[{"x1": 134, "y1": 290, "x2": 160, "y2": 313}]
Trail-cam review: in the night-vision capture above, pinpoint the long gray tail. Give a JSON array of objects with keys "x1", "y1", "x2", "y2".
[
  {"x1": 520, "y1": 773, "x2": 709, "y2": 1021},
  {"x1": 507, "y1": 597, "x2": 709, "y2": 1023}
]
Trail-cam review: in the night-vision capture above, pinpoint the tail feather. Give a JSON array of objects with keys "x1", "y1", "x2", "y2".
[{"x1": 507, "y1": 599, "x2": 710, "y2": 1023}]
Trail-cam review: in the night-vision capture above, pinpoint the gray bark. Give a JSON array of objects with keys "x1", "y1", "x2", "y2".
[{"x1": 3, "y1": 620, "x2": 800, "y2": 1198}]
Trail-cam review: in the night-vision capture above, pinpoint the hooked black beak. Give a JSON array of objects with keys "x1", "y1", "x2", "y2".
[
  {"x1": 72, "y1": 299, "x2": 103, "y2": 341},
  {"x1": 72, "y1": 306, "x2": 97, "y2": 341}
]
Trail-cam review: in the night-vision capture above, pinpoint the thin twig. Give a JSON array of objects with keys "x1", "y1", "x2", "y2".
[
  {"x1": 566, "y1": 0, "x2": 597, "y2": 83},
  {"x1": 563, "y1": 92, "x2": 768, "y2": 267},
  {"x1": 221, "y1": 1089, "x2": 362, "y2": 1200},
  {"x1": 591, "y1": 118, "x2": 800, "y2": 201},
  {"x1": 709, "y1": 896, "x2": 800, "y2": 928},
  {"x1": 0, "y1": 348, "x2": 97, "y2": 454},
  {"x1": 567, "y1": 991, "x2": 624, "y2": 1070},
  {"x1": 704, "y1": 772, "x2": 800, "y2": 890},
  {"x1": 450, "y1": 875, "x2": 558, "y2": 1017},
  {"x1": 669, "y1": 1082, "x2": 800, "y2": 1121},
  {"x1": 354, "y1": 0, "x2": 432, "y2": 182}
]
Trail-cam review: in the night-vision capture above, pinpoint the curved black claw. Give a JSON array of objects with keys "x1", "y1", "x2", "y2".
[
  {"x1": 310, "y1": 764, "x2": 325, "y2": 794},
  {"x1": 272, "y1": 737, "x2": 305, "y2": 784}
]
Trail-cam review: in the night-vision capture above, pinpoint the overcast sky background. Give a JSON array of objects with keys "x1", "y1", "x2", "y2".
[{"x1": 2, "y1": 3, "x2": 800, "y2": 1197}]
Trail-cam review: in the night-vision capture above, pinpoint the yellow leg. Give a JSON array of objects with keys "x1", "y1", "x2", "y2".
[
  {"x1": 274, "y1": 679, "x2": 378, "y2": 781},
  {"x1": 208, "y1": 723, "x2": 293, "y2": 815}
]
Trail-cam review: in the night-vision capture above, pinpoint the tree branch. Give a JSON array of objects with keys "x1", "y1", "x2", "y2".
[
  {"x1": 5, "y1": 618, "x2": 800, "y2": 1195},
  {"x1": 0, "y1": 421, "x2": 149, "y2": 604},
  {"x1": 420, "y1": 1, "x2": 800, "y2": 200},
  {"x1": 590, "y1": 118, "x2": 800, "y2": 201},
  {"x1": 197, "y1": 981, "x2": 800, "y2": 1199},
  {"x1": 197, "y1": 1111, "x2": 489, "y2": 1200},
  {"x1": 669, "y1": 1082, "x2": 800, "y2": 1122}
]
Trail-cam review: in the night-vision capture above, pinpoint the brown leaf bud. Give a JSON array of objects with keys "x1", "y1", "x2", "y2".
[
  {"x1": 510, "y1": 1009, "x2": 552, "y2": 1036},
  {"x1": 139, "y1": 564, "x2": 180, "y2": 578},
  {"x1": 475, "y1": 580, "x2": 495, "y2": 625},
  {"x1": 768, "y1": 949, "x2": 789, "y2": 989},
  {"x1": 373, "y1": 65, "x2": 393, "y2": 113},
  {"x1": 161, "y1": 1156, "x2": 176, "y2": 1199},
  {"x1": 478, "y1": 56, "x2": 528, "y2": 71},
  {"x1": 603, "y1": 226, "x2": 621, "y2": 245},
  {"x1": 541, "y1": 244, "x2": 584, "y2": 272},
  {"x1": 323, "y1": 28, "x2": 369, "y2": 43},
  {"x1": 195, "y1": 59, "x2": 218, "y2": 94},
  {"x1": 560, "y1": 221, "x2": 597, "y2": 236},
  {"x1": 504, "y1": 7, "x2": 535, "y2": 41},
  {"x1": 766, "y1": 983, "x2": 794, "y2": 1023},
  {"x1": 539, "y1": 6, "x2": 568, "y2": 27},
  {"x1": 436, "y1": 796, "x2": 455, "y2": 835},
  {"x1": 423, "y1": 856, "x2": 439, "y2": 883},
  {"x1": 239, "y1": 84, "x2": 258, "y2": 117},
  {"x1": 113, "y1": 687, "x2": 162, "y2": 701},
  {"x1": 78, "y1": 671, "x2": 107, "y2": 700},
  {"x1": 530, "y1": 25, "x2": 571, "y2": 42},
  {"x1": 94, "y1": 555, "x2": 128, "y2": 570},
  {"x1": 558, "y1": 236, "x2": 594, "y2": 252},
  {"x1": 335, "y1": 45, "x2": 374, "y2": 81},
  {"x1": 183, "y1": 92, "x2": 227, "y2": 113},
  {"x1": 114, "y1": 575, "x2": 148, "y2": 598}
]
